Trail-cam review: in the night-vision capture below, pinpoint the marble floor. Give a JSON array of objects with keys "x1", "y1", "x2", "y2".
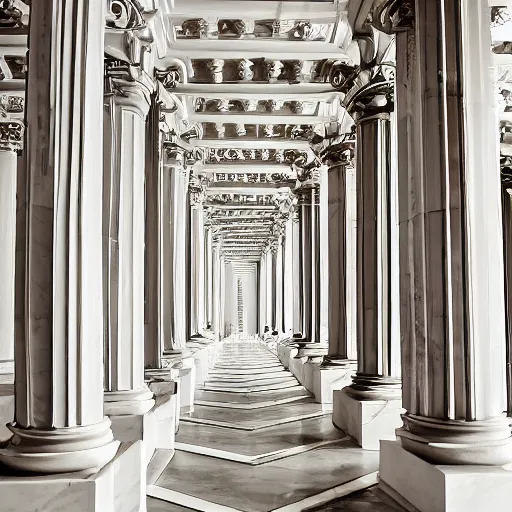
[{"x1": 147, "y1": 340, "x2": 387, "y2": 512}]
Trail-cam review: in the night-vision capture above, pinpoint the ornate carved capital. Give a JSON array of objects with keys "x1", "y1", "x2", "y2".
[
  {"x1": 0, "y1": 120, "x2": 23, "y2": 151},
  {"x1": 347, "y1": 65, "x2": 395, "y2": 118},
  {"x1": 189, "y1": 174, "x2": 207, "y2": 206},
  {"x1": 371, "y1": 0, "x2": 414, "y2": 34}
]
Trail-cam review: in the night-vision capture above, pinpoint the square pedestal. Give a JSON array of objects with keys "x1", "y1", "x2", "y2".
[
  {"x1": 179, "y1": 358, "x2": 196, "y2": 414},
  {"x1": 308, "y1": 363, "x2": 356, "y2": 404},
  {"x1": 332, "y1": 389, "x2": 403, "y2": 449},
  {"x1": 0, "y1": 384, "x2": 14, "y2": 441},
  {"x1": 110, "y1": 380, "x2": 177, "y2": 465},
  {"x1": 379, "y1": 440, "x2": 512, "y2": 512},
  {"x1": 0, "y1": 441, "x2": 144, "y2": 512}
]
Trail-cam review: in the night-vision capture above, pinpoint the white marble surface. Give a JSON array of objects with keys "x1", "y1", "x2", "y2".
[
  {"x1": 0, "y1": 441, "x2": 143, "y2": 512},
  {"x1": 380, "y1": 440, "x2": 512, "y2": 512},
  {"x1": 332, "y1": 389, "x2": 403, "y2": 450}
]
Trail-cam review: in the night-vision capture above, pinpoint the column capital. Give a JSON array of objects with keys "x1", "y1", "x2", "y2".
[
  {"x1": 189, "y1": 174, "x2": 207, "y2": 206},
  {"x1": 371, "y1": 0, "x2": 414, "y2": 35},
  {"x1": 105, "y1": 59, "x2": 152, "y2": 116}
]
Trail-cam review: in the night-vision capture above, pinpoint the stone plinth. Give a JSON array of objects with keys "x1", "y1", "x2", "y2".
[
  {"x1": 379, "y1": 440, "x2": 512, "y2": 512},
  {"x1": 311, "y1": 363, "x2": 356, "y2": 404},
  {"x1": 109, "y1": 379, "x2": 178, "y2": 466},
  {"x1": 332, "y1": 389, "x2": 403, "y2": 450},
  {"x1": 0, "y1": 441, "x2": 144, "y2": 512}
]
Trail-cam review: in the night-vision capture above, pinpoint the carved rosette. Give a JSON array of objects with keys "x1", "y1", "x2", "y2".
[
  {"x1": 267, "y1": 100, "x2": 284, "y2": 112},
  {"x1": 218, "y1": 19, "x2": 246, "y2": 38},
  {"x1": 290, "y1": 101, "x2": 304, "y2": 114},
  {"x1": 235, "y1": 124, "x2": 246, "y2": 136},
  {"x1": 216, "y1": 99, "x2": 230, "y2": 112},
  {"x1": 0, "y1": 120, "x2": 24, "y2": 151}
]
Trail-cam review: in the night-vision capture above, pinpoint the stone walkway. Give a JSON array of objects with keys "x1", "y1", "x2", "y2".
[{"x1": 147, "y1": 340, "x2": 383, "y2": 512}]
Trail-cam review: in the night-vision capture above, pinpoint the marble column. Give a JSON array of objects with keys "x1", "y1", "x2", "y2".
[
  {"x1": 0, "y1": 121, "x2": 22, "y2": 377},
  {"x1": 322, "y1": 155, "x2": 357, "y2": 367},
  {"x1": 501, "y1": 167, "x2": 512, "y2": 416},
  {"x1": 295, "y1": 182, "x2": 326, "y2": 347},
  {"x1": 172, "y1": 164, "x2": 189, "y2": 349},
  {"x1": 291, "y1": 207, "x2": 303, "y2": 335},
  {"x1": 259, "y1": 252, "x2": 267, "y2": 335},
  {"x1": 265, "y1": 247, "x2": 273, "y2": 330},
  {"x1": 205, "y1": 226, "x2": 214, "y2": 330},
  {"x1": 332, "y1": 95, "x2": 402, "y2": 449},
  {"x1": 380, "y1": 3, "x2": 512, "y2": 510},
  {"x1": 189, "y1": 178, "x2": 206, "y2": 338},
  {"x1": 0, "y1": 0, "x2": 119, "y2": 473},
  {"x1": 144, "y1": 98, "x2": 166, "y2": 369},
  {"x1": 103, "y1": 70, "x2": 155, "y2": 417},
  {"x1": 212, "y1": 241, "x2": 221, "y2": 339},
  {"x1": 219, "y1": 253, "x2": 226, "y2": 339},
  {"x1": 275, "y1": 235, "x2": 284, "y2": 334},
  {"x1": 283, "y1": 216, "x2": 294, "y2": 336}
]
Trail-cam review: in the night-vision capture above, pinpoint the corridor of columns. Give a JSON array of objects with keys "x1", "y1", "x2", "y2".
[{"x1": 0, "y1": 1, "x2": 511, "y2": 512}]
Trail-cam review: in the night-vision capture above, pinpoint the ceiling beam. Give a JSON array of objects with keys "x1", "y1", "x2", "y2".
[
  {"x1": 190, "y1": 139, "x2": 312, "y2": 149},
  {"x1": 190, "y1": 112, "x2": 333, "y2": 125}
]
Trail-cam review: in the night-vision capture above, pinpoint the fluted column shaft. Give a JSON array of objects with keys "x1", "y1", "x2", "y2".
[
  {"x1": 0, "y1": 123, "x2": 22, "y2": 376},
  {"x1": 173, "y1": 168, "x2": 189, "y2": 348},
  {"x1": 265, "y1": 249, "x2": 273, "y2": 329},
  {"x1": 205, "y1": 227, "x2": 213, "y2": 329},
  {"x1": 275, "y1": 236, "x2": 284, "y2": 333},
  {"x1": 395, "y1": 0, "x2": 512, "y2": 465},
  {"x1": 190, "y1": 204, "x2": 206, "y2": 336},
  {"x1": 297, "y1": 186, "x2": 323, "y2": 342},
  {"x1": 219, "y1": 254, "x2": 226, "y2": 339},
  {"x1": 212, "y1": 243, "x2": 221, "y2": 338},
  {"x1": 283, "y1": 217, "x2": 294, "y2": 335},
  {"x1": 259, "y1": 253, "x2": 267, "y2": 334},
  {"x1": 346, "y1": 111, "x2": 401, "y2": 400},
  {"x1": 326, "y1": 160, "x2": 357, "y2": 362},
  {"x1": 103, "y1": 78, "x2": 154, "y2": 416},
  {"x1": 0, "y1": 0, "x2": 118, "y2": 473},
  {"x1": 291, "y1": 208, "x2": 303, "y2": 335}
]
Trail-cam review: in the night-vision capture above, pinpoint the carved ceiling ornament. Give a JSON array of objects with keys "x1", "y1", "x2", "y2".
[
  {"x1": 155, "y1": 66, "x2": 182, "y2": 89},
  {"x1": 0, "y1": 0, "x2": 29, "y2": 28},
  {"x1": 205, "y1": 147, "x2": 307, "y2": 164},
  {"x1": 266, "y1": 61, "x2": 284, "y2": 82},
  {"x1": 0, "y1": 94, "x2": 23, "y2": 116},
  {"x1": 106, "y1": 0, "x2": 146, "y2": 30},
  {"x1": 0, "y1": 120, "x2": 23, "y2": 150},
  {"x1": 238, "y1": 59, "x2": 254, "y2": 81},
  {"x1": 181, "y1": 18, "x2": 209, "y2": 39},
  {"x1": 371, "y1": 0, "x2": 414, "y2": 34},
  {"x1": 208, "y1": 59, "x2": 225, "y2": 84},
  {"x1": 242, "y1": 99, "x2": 258, "y2": 112},
  {"x1": 218, "y1": 19, "x2": 246, "y2": 38}
]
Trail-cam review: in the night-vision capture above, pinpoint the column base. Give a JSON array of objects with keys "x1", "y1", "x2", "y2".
[
  {"x1": 110, "y1": 377, "x2": 178, "y2": 467},
  {"x1": 379, "y1": 440, "x2": 512, "y2": 512},
  {"x1": 311, "y1": 359, "x2": 357, "y2": 404},
  {"x1": 0, "y1": 384, "x2": 14, "y2": 442},
  {"x1": 332, "y1": 388, "x2": 404, "y2": 450},
  {"x1": 104, "y1": 386, "x2": 155, "y2": 416},
  {"x1": 0, "y1": 418, "x2": 119, "y2": 473},
  {"x1": 0, "y1": 441, "x2": 145, "y2": 512}
]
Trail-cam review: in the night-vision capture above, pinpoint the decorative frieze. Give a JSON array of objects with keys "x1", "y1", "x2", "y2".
[
  {"x1": 212, "y1": 172, "x2": 292, "y2": 184},
  {"x1": 176, "y1": 18, "x2": 332, "y2": 41},
  {"x1": 205, "y1": 147, "x2": 307, "y2": 164}
]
